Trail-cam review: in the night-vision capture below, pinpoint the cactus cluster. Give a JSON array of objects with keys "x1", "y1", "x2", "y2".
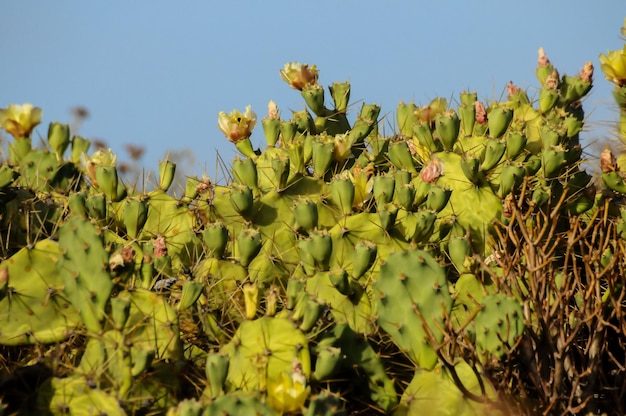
[{"x1": 3, "y1": 20, "x2": 626, "y2": 415}]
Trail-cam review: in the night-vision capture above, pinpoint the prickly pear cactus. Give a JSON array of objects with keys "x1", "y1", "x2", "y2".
[{"x1": 2, "y1": 24, "x2": 623, "y2": 414}]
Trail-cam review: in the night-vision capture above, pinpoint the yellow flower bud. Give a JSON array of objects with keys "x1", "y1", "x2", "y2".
[{"x1": 0, "y1": 103, "x2": 42, "y2": 138}]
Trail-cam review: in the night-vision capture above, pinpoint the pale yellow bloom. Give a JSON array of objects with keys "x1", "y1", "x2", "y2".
[
  {"x1": 0, "y1": 103, "x2": 42, "y2": 138},
  {"x1": 279, "y1": 62, "x2": 319, "y2": 90},
  {"x1": 217, "y1": 105, "x2": 257, "y2": 143},
  {"x1": 267, "y1": 360, "x2": 310, "y2": 414},
  {"x1": 599, "y1": 46, "x2": 626, "y2": 86}
]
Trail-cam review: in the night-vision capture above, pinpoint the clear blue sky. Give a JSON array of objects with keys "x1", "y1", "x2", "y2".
[{"x1": 2, "y1": 1, "x2": 624, "y2": 183}]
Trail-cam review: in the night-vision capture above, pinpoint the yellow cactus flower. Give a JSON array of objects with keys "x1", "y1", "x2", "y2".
[
  {"x1": 267, "y1": 359, "x2": 310, "y2": 414},
  {"x1": 279, "y1": 62, "x2": 319, "y2": 90},
  {"x1": 0, "y1": 103, "x2": 42, "y2": 138},
  {"x1": 599, "y1": 46, "x2": 626, "y2": 86},
  {"x1": 217, "y1": 105, "x2": 257, "y2": 143}
]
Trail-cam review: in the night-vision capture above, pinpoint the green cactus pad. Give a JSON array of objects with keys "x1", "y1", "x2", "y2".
[
  {"x1": 0, "y1": 239, "x2": 80, "y2": 345},
  {"x1": 221, "y1": 316, "x2": 310, "y2": 394},
  {"x1": 374, "y1": 249, "x2": 452, "y2": 369}
]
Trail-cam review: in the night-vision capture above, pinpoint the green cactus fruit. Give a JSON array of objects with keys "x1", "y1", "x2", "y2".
[
  {"x1": 351, "y1": 240, "x2": 377, "y2": 280},
  {"x1": 564, "y1": 115, "x2": 584, "y2": 138},
  {"x1": 413, "y1": 177, "x2": 432, "y2": 206},
  {"x1": 373, "y1": 174, "x2": 395, "y2": 207},
  {"x1": 474, "y1": 294, "x2": 525, "y2": 360},
  {"x1": 480, "y1": 139, "x2": 506, "y2": 172},
  {"x1": 280, "y1": 120, "x2": 298, "y2": 143},
  {"x1": 409, "y1": 210, "x2": 437, "y2": 243},
  {"x1": 532, "y1": 186, "x2": 551, "y2": 208},
  {"x1": 287, "y1": 278, "x2": 305, "y2": 310},
  {"x1": 397, "y1": 102, "x2": 417, "y2": 137},
  {"x1": 158, "y1": 159, "x2": 176, "y2": 192},
  {"x1": 302, "y1": 85, "x2": 325, "y2": 116},
  {"x1": 505, "y1": 132, "x2": 527, "y2": 160},
  {"x1": 388, "y1": 139, "x2": 417, "y2": 172},
  {"x1": 542, "y1": 147, "x2": 566, "y2": 178},
  {"x1": 461, "y1": 157, "x2": 481, "y2": 185},
  {"x1": 237, "y1": 228, "x2": 262, "y2": 267},
  {"x1": 413, "y1": 122, "x2": 439, "y2": 153},
  {"x1": 230, "y1": 184, "x2": 254, "y2": 217},
  {"x1": 487, "y1": 106, "x2": 513, "y2": 138},
  {"x1": 58, "y1": 216, "x2": 113, "y2": 333},
  {"x1": 539, "y1": 88, "x2": 559, "y2": 113},
  {"x1": 202, "y1": 222, "x2": 229, "y2": 259},
  {"x1": 0, "y1": 239, "x2": 80, "y2": 345},
  {"x1": 300, "y1": 297, "x2": 323, "y2": 331},
  {"x1": 378, "y1": 202, "x2": 398, "y2": 230},
  {"x1": 498, "y1": 164, "x2": 525, "y2": 197},
  {"x1": 329, "y1": 269, "x2": 352, "y2": 296},
  {"x1": 312, "y1": 341, "x2": 342, "y2": 382},
  {"x1": 524, "y1": 155, "x2": 542, "y2": 176},
  {"x1": 602, "y1": 171, "x2": 626, "y2": 194},
  {"x1": 262, "y1": 117, "x2": 281, "y2": 147},
  {"x1": 47, "y1": 122, "x2": 70, "y2": 160},
  {"x1": 393, "y1": 183, "x2": 416, "y2": 211},
  {"x1": 221, "y1": 316, "x2": 310, "y2": 393},
  {"x1": 458, "y1": 104, "x2": 476, "y2": 137},
  {"x1": 298, "y1": 238, "x2": 317, "y2": 275},
  {"x1": 95, "y1": 165, "x2": 119, "y2": 201},
  {"x1": 205, "y1": 351, "x2": 230, "y2": 398},
  {"x1": 178, "y1": 281, "x2": 204, "y2": 312},
  {"x1": 294, "y1": 198, "x2": 319, "y2": 232},
  {"x1": 567, "y1": 194, "x2": 593, "y2": 215},
  {"x1": 86, "y1": 194, "x2": 107, "y2": 221},
  {"x1": 426, "y1": 185, "x2": 451, "y2": 213},
  {"x1": 271, "y1": 154, "x2": 290, "y2": 191},
  {"x1": 330, "y1": 178, "x2": 355, "y2": 216},
  {"x1": 435, "y1": 110, "x2": 460, "y2": 151},
  {"x1": 70, "y1": 135, "x2": 90, "y2": 163},
  {"x1": 312, "y1": 140, "x2": 334, "y2": 178},
  {"x1": 232, "y1": 157, "x2": 258, "y2": 189},
  {"x1": 447, "y1": 234, "x2": 473, "y2": 274},
  {"x1": 541, "y1": 127, "x2": 561, "y2": 148},
  {"x1": 394, "y1": 169, "x2": 412, "y2": 185},
  {"x1": 293, "y1": 109, "x2": 315, "y2": 134},
  {"x1": 561, "y1": 74, "x2": 592, "y2": 104},
  {"x1": 123, "y1": 197, "x2": 148, "y2": 239},
  {"x1": 329, "y1": 81, "x2": 351, "y2": 113},
  {"x1": 374, "y1": 249, "x2": 452, "y2": 369},
  {"x1": 309, "y1": 229, "x2": 333, "y2": 271}
]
